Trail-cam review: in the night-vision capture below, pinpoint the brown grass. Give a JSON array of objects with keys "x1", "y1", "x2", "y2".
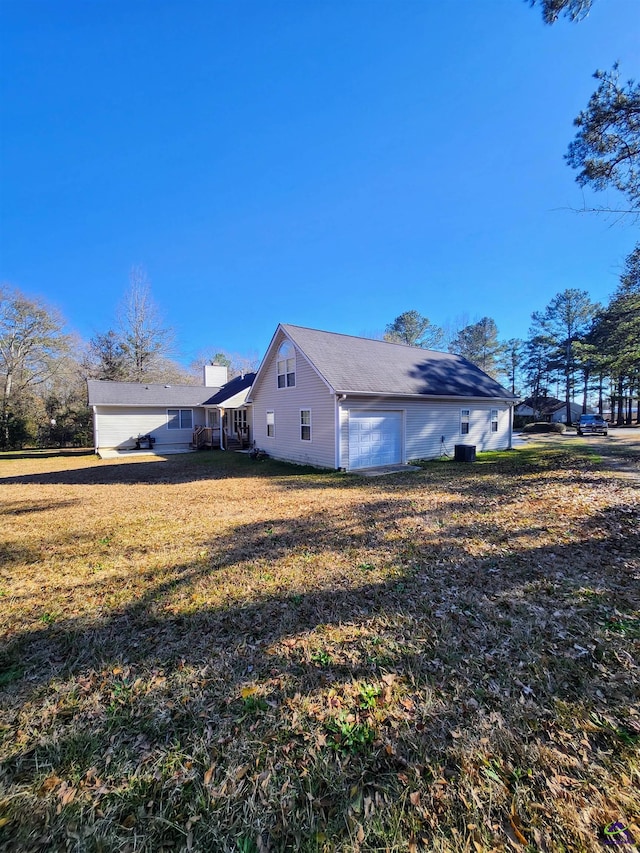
[{"x1": 0, "y1": 443, "x2": 638, "y2": 852}]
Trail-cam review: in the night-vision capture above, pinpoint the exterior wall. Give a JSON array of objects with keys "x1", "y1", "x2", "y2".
[
  {"x1": 94, "y1": 406, "x2": 207, "y2": 450},
  {"x1": 250, "y1": 332, "x2": 336, "y2": 468},
  {"x1": 339, "y1": 397, "x2": 512, "y2": 468}
]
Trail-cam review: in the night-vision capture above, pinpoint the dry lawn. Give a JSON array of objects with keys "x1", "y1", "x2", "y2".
[{"x1": 0, "y1": 441, "x2": 638, "y2": 852}]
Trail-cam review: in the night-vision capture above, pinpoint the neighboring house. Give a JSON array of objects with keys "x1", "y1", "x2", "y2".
[
  {"x1": 247, "y1": 324, "x2": 518, "y2": 471},
  {"x1": 87, "y1": 365, "x2": 255, "y2": 456},
  {"x1": 514, "y1": 396, "x2": 588, "y2": 424}
]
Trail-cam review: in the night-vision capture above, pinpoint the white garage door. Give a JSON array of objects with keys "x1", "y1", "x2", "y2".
[{"x1": 348, "y1": 411, "x2": 402, "y2": 469}]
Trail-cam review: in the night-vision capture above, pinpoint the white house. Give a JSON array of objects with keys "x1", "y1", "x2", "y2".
[
  {"x1": 87, "y1": 365, "x2": 255, "y2": 456},
  {"x1": 247, "y1": 324, "x2": 518, "y2": 471}
]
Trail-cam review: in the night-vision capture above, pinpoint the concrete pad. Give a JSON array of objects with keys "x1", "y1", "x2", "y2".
[{"x1": 97, "y1": 448, "x2": 195, "y2": 460}]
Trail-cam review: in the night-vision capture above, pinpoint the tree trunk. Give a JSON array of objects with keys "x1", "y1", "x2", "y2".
[
  {"x1": 616, "y1": 376, "x2": 625, "y2": 425},
  {"x1": 597, "y1": 372, "x2": 604, "y2": 416},
  {"x1": 582, "y1": 366, "x2": 590, "y2": 415}
]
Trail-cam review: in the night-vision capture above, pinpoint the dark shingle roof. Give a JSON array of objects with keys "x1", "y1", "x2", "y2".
[
  {"x1": 87, "y1": 373, "x2": 255, "y2": 407},
  {"x1": 280, "y1": 325, "x2": 515, "y2": 399}
]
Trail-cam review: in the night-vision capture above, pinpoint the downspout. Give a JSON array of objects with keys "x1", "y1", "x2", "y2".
[
  {"x1": 508, "y1": 402, "x2": 513, "y2": 450},
  {"x1": 335, "y1": 394, "x2": 347, "y2": 470},
  {"x1": 92, "y1": 406, "x2": 99, "y2": 454},
  {"x1": 335, "y1": 396, "x2": 340, "y2": 469}
]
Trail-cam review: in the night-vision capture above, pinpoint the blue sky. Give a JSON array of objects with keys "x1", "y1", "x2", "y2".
[{"x1": 1, "y1": 0, "x2": 638, "y2": 366}]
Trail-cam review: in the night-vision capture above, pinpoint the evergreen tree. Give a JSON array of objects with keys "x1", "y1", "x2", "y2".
[
  {"x1": 499, "y1": 338, "x2": 524, "y2": 394},
  {"x1": 590, "y1": 245, "x2": 640, "y2": 423},
  {"x1": 529, "y1": 289, "x2": 597, "y2": 424},
  {"x1": 384, "y1": 310, "x2": 444, "y2": 349},
  {"x1": 86, "y1": 330, "x2": 128, "y2": 381},
  {"x1": 529, "y1": 0, "x2": 593, "y2": 24},
  {"x1": 522, "y1": 333, "x2": 558, "y2": 415},
  {"x1": 566, "y1": 65, "x2": 640, "y2": 217},
  {"x1": 448, "y1": 317, "x2": 504, "y2": 379}
]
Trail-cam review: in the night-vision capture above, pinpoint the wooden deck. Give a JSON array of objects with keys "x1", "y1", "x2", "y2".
[{"x1": 192, "y1": 426, "x2": 251, "y2": 450}]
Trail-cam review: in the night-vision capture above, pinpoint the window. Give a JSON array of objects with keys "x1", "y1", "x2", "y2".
[
  {"x1": 300, "y1": 409, "x2": 311, "y2": 441},
  {"x1": 491, "y1": 409, "x2": 499, "y2": 433},
  {"x1": 266, "y1": 410, "x2": 275, "y2": 437},
  {"x1": 460, "y1": 409, "x2": 470, "y2": 435},
  {"x1": 168, "y1": 409, "x2": 193, "y2": 430},
  {"x1": 277, "y1": 341, "x2": 296, "y2": 388}
]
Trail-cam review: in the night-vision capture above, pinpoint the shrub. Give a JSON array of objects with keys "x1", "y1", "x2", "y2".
[{"x1": 521, "y1": 421, "x2": 566, "y2": 434}]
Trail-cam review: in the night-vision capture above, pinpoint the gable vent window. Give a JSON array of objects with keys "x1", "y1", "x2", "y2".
[
  {"x1": 460, "y1": 409, "x2": 470, "y2": 435},
  {"x1": 491, "y1": 409, "x2": 499, "y2": 433},
  {"x1": 277, "y1": 341, "x2": 296, "y2": 388},
  {"x1": 168, "y1": 409, "x2": 193, "y2": 430}
]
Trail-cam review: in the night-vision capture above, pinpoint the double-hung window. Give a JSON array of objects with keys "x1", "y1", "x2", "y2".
[
  {"x1": 490, "y1": 409, "x2": 499, "y2": 433},
  {"x1": 460, "y1": 409, "x2": 470, "y2": 435},
  {"x1": 167, "y1": 409, "x2": 193, "y2": 430},
  {"x1": 266, "y1": 411, "x2": 275, "y2": 438},
  {"x1": 277, "y1": 341, "x2": 296, "y2": 388},
  {"x1": 300, "y1": 409, "x2": 311, "y2": 441}
]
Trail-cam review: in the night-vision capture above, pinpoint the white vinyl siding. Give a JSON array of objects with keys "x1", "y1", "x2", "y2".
[
  {"x1": 93, "y1": 407, "x2": 207, "y2": 451},
  {"x1": 339, "y1": 398, "x2": 511, "y2": 467},
  {"x1": 250, "y1": 334, "x2": 336, "y2": 468}
]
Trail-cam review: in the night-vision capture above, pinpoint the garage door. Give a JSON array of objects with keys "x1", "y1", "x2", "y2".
[{"x1": 348, "y1": 411, "x2": 402, "y2": 469}]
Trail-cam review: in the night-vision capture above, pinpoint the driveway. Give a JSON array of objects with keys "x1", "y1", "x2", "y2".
[{"x1": 518, "y1": 427, "x2": 640, "y2": 483}]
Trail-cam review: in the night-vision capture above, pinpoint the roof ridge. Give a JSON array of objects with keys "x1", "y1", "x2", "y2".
[{"x1": 281, "y1": 323, "x2": 450, "y2": 356}]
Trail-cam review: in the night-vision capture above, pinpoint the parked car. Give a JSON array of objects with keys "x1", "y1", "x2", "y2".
[{"x1": 577, "y1": 414, "x2": 608, "y2": 436}]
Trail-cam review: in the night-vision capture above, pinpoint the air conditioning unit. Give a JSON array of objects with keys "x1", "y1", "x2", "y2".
[{"x1": 454, "y1": 444, "x2": 476, "y2": 462}]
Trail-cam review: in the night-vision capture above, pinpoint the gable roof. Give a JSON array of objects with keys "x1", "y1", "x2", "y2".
[
  {"x1": 250, "y1": 324, "x2": 515, "y2": 400},
  {"x1": 515, "y1": 396, "x2": 564, "y2": 414},
  {"x1": 203, "y1": 372, "x2": 256, "y2": 405},
  {"x1": 515, "y1": 396, "x2": 586, "y2": 416},
  {"x1": 87, "y1": 372, "x2": 256, "y2": 408}
]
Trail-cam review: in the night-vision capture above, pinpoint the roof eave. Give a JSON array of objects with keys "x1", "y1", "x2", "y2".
[{"x1": 334, "y1": 389, "x2": 519, "y2": 403}]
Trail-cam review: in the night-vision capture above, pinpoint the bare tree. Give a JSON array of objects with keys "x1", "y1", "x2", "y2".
[
  {"x1": 0, "y1": 285, "x2": 71, "y2": 447},
  {"x1": 117, "y1": 266, "x2": 175, "y2": 382}
]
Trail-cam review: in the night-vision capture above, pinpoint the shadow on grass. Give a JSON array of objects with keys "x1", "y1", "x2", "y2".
[
  {"x1": 1, "y1": 447, "x2": 638, "y2": 851},
  {"x1": 0, "y1": 449, "x2": 340, "y2": 487},
  {"x1": 0, "y1": 448, "x2": 94, "y2": 461}
]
